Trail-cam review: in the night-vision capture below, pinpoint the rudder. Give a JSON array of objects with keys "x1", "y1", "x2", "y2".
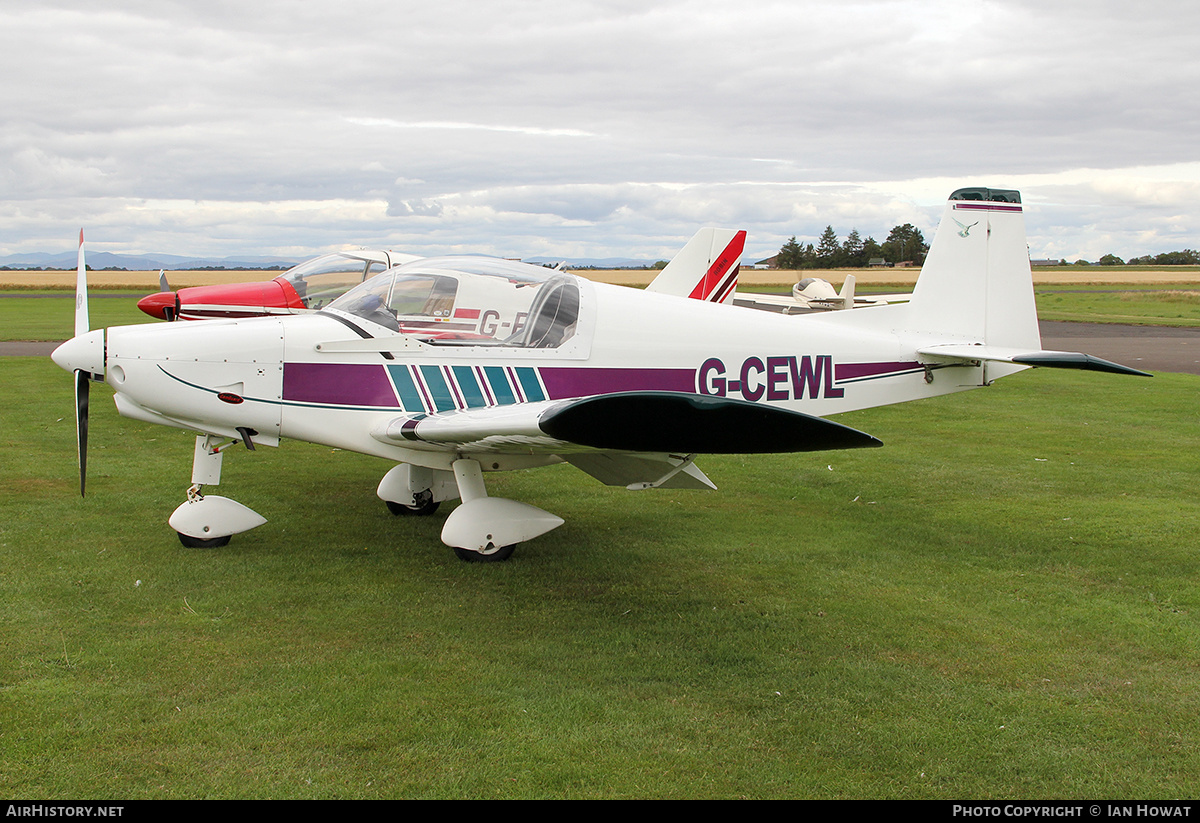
[
  {"x1": 906, "y1": 187, "x2": 1040, "y2": 350},
  {"x1": 646, "y1": 228, "x2": 745, "y2": 304}
]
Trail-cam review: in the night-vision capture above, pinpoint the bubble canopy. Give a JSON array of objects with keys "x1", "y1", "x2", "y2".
[
  {"x1": 327, "y1": 256, "x2": 585, "y2": 348},
  {"x1": 279, "y1": 251, "x2": 393, "y2": 309}
]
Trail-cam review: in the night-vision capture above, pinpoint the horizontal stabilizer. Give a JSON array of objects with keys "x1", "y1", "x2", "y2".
[
  {"x1": 1011, "y1": 351, "x2": 1152, "y2": 377},
  {"x1": 539, "y1": 391, "x2": 881, "y2": 454},
  {"x1": 918, "y1": 344, "x2": 1151, "y2": 377}
]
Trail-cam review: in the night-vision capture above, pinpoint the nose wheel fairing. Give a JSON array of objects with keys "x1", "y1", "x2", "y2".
[
  {"x1": 168, "y1": 434, "x2": 267, "y2": 547},
  {"x1": 169, "y1": 493, "x2": 267, "y2": 546}
]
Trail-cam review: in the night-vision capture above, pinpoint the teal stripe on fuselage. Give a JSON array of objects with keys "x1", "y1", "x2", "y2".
[
  {"x1": 452, "y1": 365, "x2": 488, "y2": 408},
  {"x1": 484, "y1": 366, "x2": 516, "y2": 405},
  {"x1": 418, "y1": 365, "x2": 456, "y2": 412},
  {"x1": 385, "y1": 363, "x2": 539, "y2": 413},
  {"x1": 516, "y1": 367, "x2": 545, "y2": 401},
  {"x1": 386, "y1": 365, "x2": 427, "y2": 412}
]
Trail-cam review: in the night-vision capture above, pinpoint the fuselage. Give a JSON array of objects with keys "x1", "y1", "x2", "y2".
[{"x1": 98, "y1": 260, "x2": 986, "y2": 471}]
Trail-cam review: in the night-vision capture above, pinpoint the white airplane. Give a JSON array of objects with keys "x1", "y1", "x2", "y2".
[
  {"x1": 731, "y1": 274, "x2": 915, "y2": 315},
  {"x1": 52, "y1": 187, "x2": 1148, "y2": 561}
]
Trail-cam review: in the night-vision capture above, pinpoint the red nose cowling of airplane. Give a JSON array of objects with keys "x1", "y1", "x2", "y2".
[
  {"x1": 136, "y1": 280, "x2": 302, "y2": 321},
  {"x1": 136, "y1": 291, "x2": 179, "y2": 320}
]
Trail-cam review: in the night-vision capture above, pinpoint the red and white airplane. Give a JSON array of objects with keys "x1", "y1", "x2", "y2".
[
  {"x1": 136, "y1": 230, "x2": 744, "y2": 331},
  {"x1": 136, "y1": 249, "x2": 421, "y2": 321},
  {"x1": 54, "y1": 187, "x2": 1147, "y2": 562}
]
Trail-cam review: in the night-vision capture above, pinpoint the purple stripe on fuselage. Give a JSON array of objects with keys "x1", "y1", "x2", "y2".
[
  {"x1": 538, "y1": 367, "x2": 696, "y2": 399},
  {"x1": 954, "y1": 202, "x2": 1022, "y2": 213},
  {"x1": 835, "y1": 361, "x2": 923, "y2": 381},
  {"x1": 283, "y1": 363, "x2": 399, "y2": 407}
]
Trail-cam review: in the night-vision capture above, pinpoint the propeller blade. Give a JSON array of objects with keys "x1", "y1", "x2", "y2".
[
  {"x1": 71, "y1": 230, "x2": 93, "y2": 495},
  {"x1": 74, "y1": 229, "x2": 89, "y2": 338},
  {"x1": 158, "y1": 269, "x2": 170, "y2": 292},
  {"x1": 74, "y1": 369, "x2": 89, "y2": 497}
]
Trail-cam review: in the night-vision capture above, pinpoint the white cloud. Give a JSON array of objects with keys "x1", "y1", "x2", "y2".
[
  {"x1": 1, "y1": 0, "x2": 1198, "y2": 261},
  {"x1": 344, "y1": 117, "x2": 598, "y2": 139}
]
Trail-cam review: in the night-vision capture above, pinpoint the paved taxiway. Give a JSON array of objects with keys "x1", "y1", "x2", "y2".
[{"x1": 1038, "y1": 321, "x2": 1200, "y2": 375}]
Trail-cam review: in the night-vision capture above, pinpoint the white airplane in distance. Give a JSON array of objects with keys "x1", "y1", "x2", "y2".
[
  {"x1": 53, "y1": 187, "x2": 1149, "y2": 562},
  {"x1": 732, "y1": 274, "x2": 912, "y2": 314}
]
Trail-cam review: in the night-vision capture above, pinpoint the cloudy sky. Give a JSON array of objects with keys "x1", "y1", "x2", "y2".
[{"x1": 3, "y1": 0, "x2": 1198, "y2": 264}]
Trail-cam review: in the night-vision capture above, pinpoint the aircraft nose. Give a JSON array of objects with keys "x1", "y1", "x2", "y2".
[
  {"x1": 51, "y1": 329, "x2": 106, "y2": 376},
  {"x1": 137, "y1": 291, "x2": 179, "y2": 320}
]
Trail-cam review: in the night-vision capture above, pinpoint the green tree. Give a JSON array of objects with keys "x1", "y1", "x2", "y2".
[
  {"x1": 776, "y1": 236, "x2": 805, "y2": 269},
  {"x1": 1155, "y1": 250, "x2": 1200, "y2": 265},
  {"x1": 842, "y1": 229, "x2": 864, "y2": 267},
  {"x1": 1098, "y1": 254, "x2": 1124, "y2": 266},
  {"x1": 881, "y1": 224, "x2": 928, "y2": 266},
  {"x1": 861, "y1": 237, "x2": 882, "y2": 266},
  {"x1": 816, "y1": 226, "x2": 841, "y2": 268}
]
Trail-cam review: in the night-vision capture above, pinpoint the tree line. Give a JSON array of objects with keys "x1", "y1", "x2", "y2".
[
  {"x1": 1090, "y1": 250, "x2": 1200, "y2": 266},
  {"x1": 773, "y1": 224, "x2": 929, "y2": 269},
  {"x1": 774, "y1": 228, "x2": 1200, "y2": 269}
]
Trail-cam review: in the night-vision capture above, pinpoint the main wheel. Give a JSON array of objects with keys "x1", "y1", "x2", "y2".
[
  {"x1": 452, "y1": 544, "x2": 516, "y2": 563},
  {"x1": 385, "y1": 491, "x2": 441, "y2": 517},
  {"x1": 176, "y1": 531, "x2": 232, "y2": 549}
]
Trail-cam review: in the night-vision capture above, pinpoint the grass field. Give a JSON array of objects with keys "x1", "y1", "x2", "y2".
[
  {"x1": 4, "y1": 287, "x2": 1200, "y2": 798},
  {"x1": 1035, "y1": 287, "x2": 1200, "y2": 327},
  {"x1": 5, "y1": 275, "x2": 1200, "y2": 344},
  {"x1": 4, "y1": 323, "x2": 1200, "y2": 797},
  {"x1": 0, "y1": 292, "x2": 153, "y2": 341}
]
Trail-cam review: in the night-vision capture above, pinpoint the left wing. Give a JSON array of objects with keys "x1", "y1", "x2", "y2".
[{"x1": 370, "y1": 391, "x2": 883, "y2": 455}]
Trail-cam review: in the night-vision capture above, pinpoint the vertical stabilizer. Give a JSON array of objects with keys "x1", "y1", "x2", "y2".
[
  {"x1": 906, "y1": 188, "x2": 1040, "y2": 350},
  {"x1": 646, "y1": 227, "x2": 745, "y2": 304}
]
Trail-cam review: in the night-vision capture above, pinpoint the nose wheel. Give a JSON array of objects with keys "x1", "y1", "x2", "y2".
[
  {"x1": 452, "y1": 544, "x2": 515, "y2": 563},
  {"x1": 169, "y1": 435, "x2": 266, "y2": 548},
  {"x1": 177, "y1": 531, "x2": 232, "y2": 549}
]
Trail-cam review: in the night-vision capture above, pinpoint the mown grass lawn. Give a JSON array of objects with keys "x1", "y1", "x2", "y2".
[
  {"x1": 2, "y1": 354, "x2": 1198, "y2": 798},
  {"x1": 1036, "y1": 287, "x2": 1200, "y2": 327},
  {"x1": 0, "y1": 292, "x2": 153, "y2": 341}
]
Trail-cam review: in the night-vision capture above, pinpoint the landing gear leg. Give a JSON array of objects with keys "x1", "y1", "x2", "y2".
[{"x1": 168, "y1": 434, "x2": 266, "y2": 548}]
